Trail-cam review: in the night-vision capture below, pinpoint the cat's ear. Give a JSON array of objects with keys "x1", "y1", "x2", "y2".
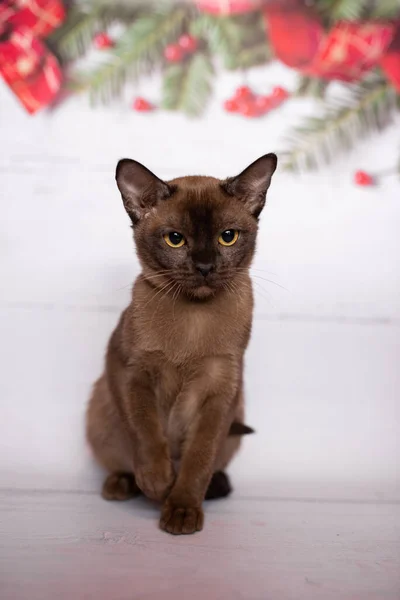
[
  {"x1": 222, "y1": 153, "x2": 277, "y2": 219},
  {"x1": 115, "y1": 159, "x2": 173, "y2": 224}
]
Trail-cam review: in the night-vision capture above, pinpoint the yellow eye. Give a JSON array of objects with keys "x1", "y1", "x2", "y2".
[
  {"x1": 164, "y1": 232, "x2": 186, "y2": 248},
  {"x1": 218, "y1": 229, "x2": 239, "y2": 247}
]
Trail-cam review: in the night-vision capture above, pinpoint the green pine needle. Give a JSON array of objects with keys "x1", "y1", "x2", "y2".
[
  {"x1": 69, "y1": 6, "x2": 189, "y2": 104},
  {"x1": 281, "y1": 77, "x2": 398, "y2": 172},
  {"x1": 317, "y1": 0, "x2": 371, "y2": 21},
  {"x1": 370, "y1": 0, "x2": 400, "y2": 18},
  {"x1": 48, "y1": 4, "x2": 108, "y2": 62},
  {"x1": 296, "y1": 76, "x2": 329, "y2": 99},
  {"x1": 162, "y1": 52, "x2": 214, "y2": 117},
  {"x1": 190, "y1": 12, "x2": 270, "y2": 71}
]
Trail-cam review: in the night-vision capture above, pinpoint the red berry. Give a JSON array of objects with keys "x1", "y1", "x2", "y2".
[
  {"x1": 133, "y1": 97, "x2": 152, "y2": 112},
  {"x1": 272, "y1": 86, "x2": 289, "y2": 102},
  {"x1": 238, "y1": 101, "x2": 258, "y2": 118},
  {"x1": 178, "y1": 34, "x2": 198, "y2": 53},
  {"x1": 164, "y1": 44, "x2": 183, "y2": 63},
  {"x1": 354, "y1": 170, "x2": 374, "y2": 186},
  {"x1": 94, "y1": 32, "x2": 114, "y2": 50},
  {"x1": 254, "y1": 95, "x2": 272, "y2": 113},
  {"x1": 235, "y1": 85, "x2": 253, "y2": 100},
  {"x1": 223, "y1": 98, "x2": 239, "y2": 112}
]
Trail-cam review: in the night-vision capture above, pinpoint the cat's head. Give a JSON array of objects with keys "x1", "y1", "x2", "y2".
[{"x1": 115, "y1": 154, "x2": 277, "y2": 300}]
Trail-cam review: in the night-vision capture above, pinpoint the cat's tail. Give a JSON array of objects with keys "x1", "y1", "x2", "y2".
[{"x1": 228, "y1": 422, "x2": 255, "y2": 436}]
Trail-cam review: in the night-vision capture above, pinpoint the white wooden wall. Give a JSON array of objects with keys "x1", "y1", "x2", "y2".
[{"x1": 1, "y1": 62, "x2": 399, "y2": 497}]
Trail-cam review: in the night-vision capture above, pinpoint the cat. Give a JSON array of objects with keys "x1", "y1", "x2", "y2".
[{"x1": 86, "y1": 153, "x2": 277, "y2": 535}]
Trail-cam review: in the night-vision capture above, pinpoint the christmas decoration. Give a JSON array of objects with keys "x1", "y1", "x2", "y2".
[
  {"x1": 224, "y1": 84, "x2": 289, "y2": 118},
  {"x1": 0, "y1": 0, "x2": 65, "y2": 114},
  {"x1": 178, "y1": 34, "x2": 198, "y2": 53},
  {"x1": 196, "y1": 1, "x2": 263, "y2": 16},
  {"x1": 93, "y1": 32, "x2": 114, "y2": 50},
  {"x1": 164, "y1": 43, "x2": 184, "y2": 63},
  {"x1": 132, "y1": 96, "x2": 153, "y2": 111},
  {"x1": 381, "y1": 23, "x2": 400, "y2": 91},
  {"x1": 235, "y1": 85, "x2": 253, "y2": 99},
  {"x1": 5, "y1": 0, "x2": 397, "y2": 172},
  {"x1": 354, "y1": 170, "x2": 374, "y2": 186},
  {"x1": 1, "y1": 0, "x2": 65, "y2": 38},
  {"x1": 281, "y1": 75, "x2": 397, "y2": 171},
  {"x1": 263, "y1": 1, "x2": 400, "y2": 85}
]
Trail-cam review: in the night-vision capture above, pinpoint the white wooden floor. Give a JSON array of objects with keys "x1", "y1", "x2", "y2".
[{"x1": 1, "y1": 61, "x2": 400, "y2": 599}]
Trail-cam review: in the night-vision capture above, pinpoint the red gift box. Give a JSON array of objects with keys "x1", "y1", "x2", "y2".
[
  {"x1": 0, "y1": 26, "x2": 62, "y2": 113},
  {"x1": 0, "y1": 0, "x2": 65, "y2": 38},
  {"x1": 264, "y1": 2, "x2": 400, "y2": 88},
  {"x1": 0, "y1": 0, "x2": 65, "y2": 114},
  {"x1": 304, "y1": 21, "x2": 396, "y2": 82}
]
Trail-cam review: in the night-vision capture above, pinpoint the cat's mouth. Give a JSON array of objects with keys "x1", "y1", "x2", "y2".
[
  {"x1": 186, "y1": 274, "x2": 227, "y2": 300},
  {"x1": 191, "y1": 283, "x2": 215, "y2": 300}
]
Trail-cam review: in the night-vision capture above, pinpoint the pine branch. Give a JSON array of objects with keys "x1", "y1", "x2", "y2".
[
  {"x1": 49, "y1": 1, "x2": 144, "y2": 62},
  {"x1": 224, "y1": 41, "x2": 271, "y2": 71},
  {"x1": 370, "y1": 0, "x2": 400, "y2": 18},
  {"x1": 317, "y1": 0, "x2": 371, "y2": 21},
  {"x1": 161, "y1": 52, "x2": 214, "y2": 117},
  {"x1": 48, "y1": 4, "x2": 108, "y2": 62},
  {"x1": 296, "y1": 76, "x2": 329, "y2": 99},
  {"x1": 190, "y1": 12, "x2": 270, "y2": 71},
  {"x1": 69, "y1": 5, "x2": 190, "y2": 104},
  {"x1": 281, "y1": 77, "x2": 399, "y2": 172}
]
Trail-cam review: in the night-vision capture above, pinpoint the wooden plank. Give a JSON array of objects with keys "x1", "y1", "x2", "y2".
[{"x1": 0, "y1": 491, "x2": 399, "y2": 600}]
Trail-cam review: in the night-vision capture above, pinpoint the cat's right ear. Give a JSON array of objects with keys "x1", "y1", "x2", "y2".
[{"x1": 115, "y1": 159, "x2": 173, "y2": 224}]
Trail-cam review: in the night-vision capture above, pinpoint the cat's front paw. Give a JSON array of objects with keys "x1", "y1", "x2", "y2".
[
  {"x1": 135, "y1": 458, "x2": 175, "y2": 502},
  {"x1": 160, "y1": 501, "x2": 204, "y2": 535}
]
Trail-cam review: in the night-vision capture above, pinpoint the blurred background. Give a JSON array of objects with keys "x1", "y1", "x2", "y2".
[{"x1": 1, "y1": 0, "x2": 400, "y2": 501}]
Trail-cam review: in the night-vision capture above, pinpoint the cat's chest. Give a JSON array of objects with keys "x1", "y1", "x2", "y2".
[{"x1": 138, "y1": 302, "x2": 239, "y2": 361}]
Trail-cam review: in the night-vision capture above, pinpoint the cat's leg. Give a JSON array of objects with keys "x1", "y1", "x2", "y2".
[
  {"x1": 160, "y1": 357, "x2": 239, "y2": 535},
  {"x1": 87, "y1": 375, "x2": 139, "y2": 500},
  {"x1": 205, "y1": 471, "x2": 232, "y2": 500},
  {"x1": 102, "y1": 472, "x2": 141, "y2": 501},
  {"x1": 204, "y1": 389, "x2": 246, "y2": 501}
]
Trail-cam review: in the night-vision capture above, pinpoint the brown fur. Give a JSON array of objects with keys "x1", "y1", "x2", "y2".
[{"x1": 86, "y1": 154, "x2": 277, "y2": 535}]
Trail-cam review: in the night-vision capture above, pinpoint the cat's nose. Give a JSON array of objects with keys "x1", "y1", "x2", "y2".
[{"x1": 196, "y1": 263, "x2": 214, "y2": 277}]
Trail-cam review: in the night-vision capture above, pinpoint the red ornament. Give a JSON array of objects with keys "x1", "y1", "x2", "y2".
[
  {"x1": 381, "y1": 23, "x2": 400, "y2": 92},
  {"x1": 133, "y1": 97, "x2": 153, "y2": 112},
  {"x1": 178, "y1": 34, "x2": 198, "y2": 54},
  {"x1": 354, "y1": 170, "x2": 374, "y2": 186},
  {"x1": 94, "y1": 32, "x2": 114, "y2": 50},
  {"x1": 223, "y1": 98, "x2": 239, "y2": 112},
  {"x1": 196, "y1": 0, "x2": 263, "y2": 15},
  {"x1": 0, "y1": 27, "x2": 62, "y2": 114},
  {"x1": 164, "y1": 44, "x2": 183, "y2": 63},
  {"x1": 263, "y1": 3, "x2": 399, "y2": 85},
  {"x1": 264, "y1": 4, "x2": 323, "y2": 69},
  {"x1": 305, "y1": 21, "x2": 395, "y2": 82},
  {"x1": 234, "y1": 85, "x2": 253, "y2": 99}
]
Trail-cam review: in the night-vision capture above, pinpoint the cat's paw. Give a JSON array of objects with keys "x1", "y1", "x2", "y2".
[
  {"x1": 160, "y1": 502, "x2": 204, "y2": 535},
  {"x1": 135, "y1": 458, "x2": 175, "y2": 502},
  {"x1": 102, "y1": 472, "x2": 140, "y2": 501}
]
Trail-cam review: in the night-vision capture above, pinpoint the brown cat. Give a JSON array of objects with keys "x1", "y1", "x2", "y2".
[{"x1": 86, "y1": 153, "x2": 277, "y2": 534}]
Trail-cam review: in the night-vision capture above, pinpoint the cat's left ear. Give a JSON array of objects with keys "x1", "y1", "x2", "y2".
[
  {"x1": 115, "y1": 158, "x2": 173, "y2": 224},
  {"x1": 222, "y1": 153, "x2": 277, "y2": 219}
]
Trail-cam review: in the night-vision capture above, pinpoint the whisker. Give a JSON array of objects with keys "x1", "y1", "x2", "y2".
[
  {"x1": 251, "y1": 274, "x2": 290, "y2": 293},
  {"x1": 142, "y1": 279, "x2": 176, "y2": 311},
  {"x1": 151, "y1": 280, "x2": 180, "y2": 322}
]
